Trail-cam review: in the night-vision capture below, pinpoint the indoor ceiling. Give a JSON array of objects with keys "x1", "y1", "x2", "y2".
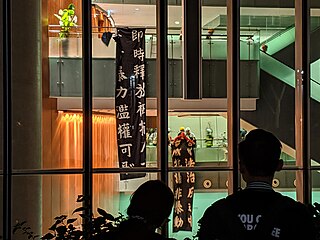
[{"x1": 97, "y1": 3, "x2": 320, "y2": 30}]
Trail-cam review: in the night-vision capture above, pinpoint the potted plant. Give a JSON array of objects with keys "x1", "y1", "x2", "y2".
[
  {"x1": 54, "y1": 3, "x2": 78, "y2": 56},
  {"x1": 54, "y1": 3, "x2": 77, "y2": 39}
]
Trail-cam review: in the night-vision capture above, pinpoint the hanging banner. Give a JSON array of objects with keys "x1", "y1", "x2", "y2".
[
  {"x1": 172, "y1": 132, "x2": 196, "y2": 232},
  {"x1": 115, "y1": 28, "x2": 146, "y2": 180}
]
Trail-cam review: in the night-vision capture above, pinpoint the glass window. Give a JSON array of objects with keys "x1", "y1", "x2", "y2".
[
  {"x1": 239, "y1": 2, "x2": 297, "y2": 167},
  {"x1": 44, "y1": 1, "x2": 83, "y2": 169},
  {"x1": 310, "y1": 3, "x2": 320, "y2": 191},
  {"x1": 2, "y1": 0, "x2": 318, "y2": 238},
  {"x1": 312, "y1": 170, "x2": 320, "y2": 203},
  {"x1": 168, "y1": 171, "x2": 229, "y2": 239}
]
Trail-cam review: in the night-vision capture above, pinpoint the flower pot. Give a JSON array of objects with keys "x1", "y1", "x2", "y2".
[{"x1": 60, "y1": 38, "x2": 69, "y2": 57}]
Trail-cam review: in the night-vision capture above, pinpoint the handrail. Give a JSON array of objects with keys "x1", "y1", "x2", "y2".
[
  {"x1": 260, "y1": 24, "x2": 295, "y2": 46},
  {"x1": 260, "y1": 50, "x2": 320, "y2": 102}
]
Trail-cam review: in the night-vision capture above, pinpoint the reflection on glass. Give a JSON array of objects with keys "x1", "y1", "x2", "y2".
[
  {"x1": 240, "y1": 4, "x2": 296, "y2": 167},
  {"x1": 168, "y1": 171, "x2": 229, "y2": 239},
  {"x1": 310, "y1": 7, "x2": 320, "y2": 175},
  {"x1": 168, "y1": 114, "x2": 228, "y2": 166},
  {"x1": 47, "y1": 112, "x2": 119, "y2": 169},
  {"x1": 312, "y1": 170, "x2": 320, "y2": 203},
  {"x1": 12, "y1": 175, "x2": 82, "y2": 238},
  {"x1": 273, "y1": 170, "x2": 297, "y2": 200},
  {"x1": 93, "y1": 173, "x2": 158, "y2": 218}
]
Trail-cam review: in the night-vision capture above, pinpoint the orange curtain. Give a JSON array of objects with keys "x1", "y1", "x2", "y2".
[{"x1": 47, "y1": 113, "x2": 119, "y2": 229}]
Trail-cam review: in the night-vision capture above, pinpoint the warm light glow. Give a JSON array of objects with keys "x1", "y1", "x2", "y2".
[{"x1": 51, "y1": 112, "x2": 119, "y2": 221}]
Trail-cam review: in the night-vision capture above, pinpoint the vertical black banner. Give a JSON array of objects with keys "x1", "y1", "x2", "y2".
[
  {"x1": 172, "y1": 132, "x2": 195, "y2": 232},
  {"x1": 115, "y1": 28, "x2": 146, "y2": 180}
]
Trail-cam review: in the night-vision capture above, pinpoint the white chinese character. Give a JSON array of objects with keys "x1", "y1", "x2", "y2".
[
  {"x1": 174, "y1": 200, "x2": 184, "y2": 214},
  {"x1": 132, "y1": 30, "x2": 144, "y2": 42},
  {"x1": 118, "y1": 123, "x2": 132, "y2": 139},
  {"x1": 118, "y1": 66, "x2": 128, "y2": 82},
  {"x1": 136, "y1": 102, "x2": 145, "y2": 117},
  {"x1": 133, "y1": 64, "x2": 145, "y2": 81},
  {"x1": 139, "y1": 120, "x2": 146, "y2": 136},
  {"x1": 117, "y1": 104, "x2": 130, "y2": 119},
  {"x1": 135, "y1": 82, "x2": 145, "y2": 98},
  {"x1": 174, "y1": 172, "x2": 182, "y2": 184},
  {"x1": 187, "y1": 186, "x2": 194, "y2": 198},
  {"x1": 187, "y1": 172, "x2": 195, "y2": 183},
  {"x1": 133, "y1": 48, "x2": 145, "y2": 61},
  {"x1": 119, "y1": 143, "x2": 132, "y2": 157},
  {"x1": 174, "y1": 187, "x2": 183, "y2": 200},
  {"x1": 174, "y1": 216, "x2": 184, "y2": 228},
  {"x1": 122, "y1": 161, "x2": 128, "y2": 168},
  {"x1": 140, "y1": 141, "x2": 146, "y2": 153},
  {"x1": 116, "y1": 86, "x2": 128, "y2": 98}
]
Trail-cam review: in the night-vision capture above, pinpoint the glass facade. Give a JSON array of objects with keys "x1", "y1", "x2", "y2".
[{"x1": 1, "y1": 0, "x2": 320, "y2": 240}]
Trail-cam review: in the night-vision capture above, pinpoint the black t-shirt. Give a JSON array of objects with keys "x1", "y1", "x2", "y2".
[{"x1": 197, "y1": 188, "x2": 316, "y2": 240}]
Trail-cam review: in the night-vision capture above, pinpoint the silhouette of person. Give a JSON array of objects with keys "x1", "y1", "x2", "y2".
[
  {"x1": 108, "y1": 180, "x2": 175, "y2": 240},
  {"x1": 197, "y1": 129, "x2": 316, "y2": 240}
]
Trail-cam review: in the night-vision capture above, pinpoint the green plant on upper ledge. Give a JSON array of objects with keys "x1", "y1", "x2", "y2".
[{"x1": 54, "y1": 3, "x2": 78, "y2": 38}]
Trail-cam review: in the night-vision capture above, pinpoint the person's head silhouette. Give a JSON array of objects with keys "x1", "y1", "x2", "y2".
[
  {"x1": 238, "y1": 129, "x2": 283, "y2": 183},
  {"x1": 127, "y1": 180, "x2": 174, "y2": 230}
]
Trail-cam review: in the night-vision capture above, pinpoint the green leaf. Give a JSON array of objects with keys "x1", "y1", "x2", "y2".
[
  {"x1": 67, "y1": 218, "x2": 77, "y2": 224},
  {"x1": 41, "y1": 233, "x2": 55, "y2": 239}
]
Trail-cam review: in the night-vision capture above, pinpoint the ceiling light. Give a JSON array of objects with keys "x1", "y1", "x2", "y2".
[
  {"x1": 174, "y1": 21, "x2": 180, "y2": 25},
  {"x1": 135, "y1": 8, "x2": 140, "y2": 11}
]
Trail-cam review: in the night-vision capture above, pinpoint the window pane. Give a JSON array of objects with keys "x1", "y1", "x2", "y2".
[
  {"x1": 167, "y1": 1, "x2": 228, "y2": 168},
  {"x1": 12, "y1": 175, "x2": 82, "y2": 239},
  {"x1": 310, "y1": 4, "x2": 320, "y2": 171},
  {"x1": 240, "y1": 2, "x2": 296, "y2": 168},
  {"x1": 168, "y1": 171, "x2": 228, "y2": 240},
  {"x1": 169, "y1": 113, "x2": 228, "y2": 165},
  {"x1": 91, "y1": 1, "x2": 158, "y2": 168},
  {"x1": 92, "y1": 173, "x2": 159, "y2": 217},
  {"x1": 312, "y1": 170, "x2": 320, "y2": 203},
  {"x1": 9, "y1": 0, "x2": 84, "y2": 170}
]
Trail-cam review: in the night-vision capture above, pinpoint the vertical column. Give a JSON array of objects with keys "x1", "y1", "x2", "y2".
[
  {"x1": 182, "y1": 0, "x2": 202, "y2": 99},
  {"x1": 156, "y1": 0, "x2": 168, "y2": 184},
  {"x1": 227, "y1": 0, "x2": 240, "y2": 194},
  {"x1": 82, "y1": 0, "x2": 93, "y2": 236},
  {"x1": 156, "y1": 0, "x2": 169, "y2": 236},
  {"x1": 295, "y1": 0, "x2": 311, "y2": 204},
  {"x1": 3, "y1": 0, "x2": 12, "y2": 238}
]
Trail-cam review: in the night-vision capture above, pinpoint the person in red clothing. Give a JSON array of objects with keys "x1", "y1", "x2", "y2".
[{"x1": 197, "y1": 129, "x2": 316, "y2": 240}]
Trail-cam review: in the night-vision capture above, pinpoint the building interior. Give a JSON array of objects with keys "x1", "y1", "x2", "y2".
[{"x1": 1, "y1": 0, "x2": 320, "y2": 239}]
